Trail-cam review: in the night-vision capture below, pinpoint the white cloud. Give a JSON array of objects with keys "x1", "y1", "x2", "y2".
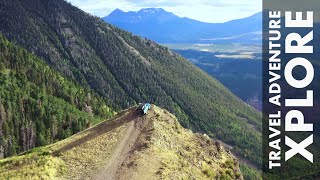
[{"x1": 66, "y1": 0, "x2": 262, "y2": 23}]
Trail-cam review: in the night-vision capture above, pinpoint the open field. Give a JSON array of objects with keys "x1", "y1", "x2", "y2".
[{"x1": 162, "y1": 43, "x2": 261, "y2": 53}]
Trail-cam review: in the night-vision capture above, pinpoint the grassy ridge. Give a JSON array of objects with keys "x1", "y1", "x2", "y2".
[{"x1": 0, "y1": 105, "x2": 242, "y2": 179}]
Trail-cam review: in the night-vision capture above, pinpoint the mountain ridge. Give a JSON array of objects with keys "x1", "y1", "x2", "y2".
[
  {"x1": 103, "y1": 8, "x2": 262, "y2": 43},
  {"x1": 0, "y1": 105, "x2": 243, "y2": 179}
]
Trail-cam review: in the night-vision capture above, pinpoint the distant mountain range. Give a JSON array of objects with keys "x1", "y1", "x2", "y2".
[{"x1": 103, "y1": 8, "x2": 262, "y2": 43}]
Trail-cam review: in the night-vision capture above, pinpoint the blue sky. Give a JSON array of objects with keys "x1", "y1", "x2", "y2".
[{"x1": 66, "y1": 0, "x2": 262, "y2": 23}]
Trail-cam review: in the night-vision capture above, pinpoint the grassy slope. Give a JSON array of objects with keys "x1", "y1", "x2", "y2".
[
  {"x1": 119, "y1": 106, "x2": 242, "y2": 180},
  {"x1": 0, "y1": 105, "x2": 242, "y2": 180}
]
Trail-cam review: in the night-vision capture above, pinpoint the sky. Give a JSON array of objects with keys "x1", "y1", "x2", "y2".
[{"x1": 66, "y1": 0, "x2": 262, "y2": 23}]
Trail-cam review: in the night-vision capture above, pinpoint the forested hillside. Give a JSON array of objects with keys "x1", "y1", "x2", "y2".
[
  {"x1": 0, "y1": 34, "x2": 114, "y2": 158},
  {"x1": 0, "y1": 0, "x2": 261, "y2": 167}
]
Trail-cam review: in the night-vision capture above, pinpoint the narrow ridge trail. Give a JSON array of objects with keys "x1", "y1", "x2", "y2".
[{"x1": 95, "y1": 108, "x2": 150, "y2": 180}]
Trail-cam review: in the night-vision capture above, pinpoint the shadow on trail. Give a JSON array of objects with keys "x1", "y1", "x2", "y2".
[{"x1": 53, "y1": 107, "x2": 142, "y2": 155}]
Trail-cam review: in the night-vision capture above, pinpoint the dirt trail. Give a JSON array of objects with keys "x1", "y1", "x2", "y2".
[
  {"x1": 54, "y1": 108, "x2": 138, "y2": 155},
  {"x1": 94, "y1": 109, "x2": 148, "y2": 180}
]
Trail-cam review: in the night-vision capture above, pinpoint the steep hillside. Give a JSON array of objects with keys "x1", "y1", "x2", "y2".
[
  {"x1": 0, "y1": 34, "x2": 114, "y2": 158},
  {"x1": 0, "y1": 0, "x2": 261, "y2": 167},
  {"x1": 0, "y1": 105, "x2": 242, "y2": 180},
  {"x1": 103, "y1": 8, "x2": 262, "y2": 43}
]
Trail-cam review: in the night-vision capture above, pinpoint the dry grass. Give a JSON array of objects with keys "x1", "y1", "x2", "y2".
[
  {"x1": 58, "y1": 124, "x2": 128, "y2": 179},
  {"x1": 116, "y1": 106, "x2": 242, "y2": 180},
  {"x1": 0, "y1": 109, "x2": 131, "y2": 179},
  {"x1": 0, "y1": 148, "x2": 64, "y2": 179}
]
